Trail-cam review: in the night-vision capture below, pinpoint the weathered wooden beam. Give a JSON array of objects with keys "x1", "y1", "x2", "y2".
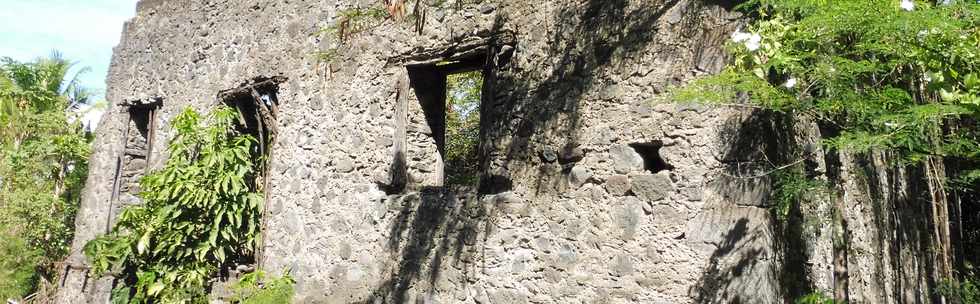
[
  {"x1": 145, "y1": 107, "x2": 157, "y2": 174},
  {"x1": 391, "y1": 31, "x2": 516, "y2": 66},
  {"x1": 217, "y1": 76, "x2": 287, "y2": 101},
  {"x1": 106, "y1": 111, "x2": 132, "y2": 234}
]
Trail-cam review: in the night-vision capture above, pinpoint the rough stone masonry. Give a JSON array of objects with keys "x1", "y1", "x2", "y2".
[{"x1": 56, "y1": 0, "x2": 948, "y2": 303}]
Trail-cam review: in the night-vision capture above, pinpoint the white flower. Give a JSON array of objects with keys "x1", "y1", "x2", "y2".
[
  {"x1": 732, "y1": 29, "x2": 762, "y2": 51},
  {"x1": 745, "y1": 33, "x2": 762, "y2": 51},
  {"x1": 885, "y1": 122, "x2": 900, "y2": 128},
  {"x1": 901, "y1": 0, "x2": 915, "y2": 11},
  {"x1": 784, "y1": 78, "x2": 798, "y2": 89},
  {"x1": 731, "y1": 29, "x2": 751, "y2": 43}
]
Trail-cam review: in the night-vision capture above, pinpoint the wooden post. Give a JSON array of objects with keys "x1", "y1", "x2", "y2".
[{"x1": 106, "y1": 109, "x2": 132, "y2": 233}]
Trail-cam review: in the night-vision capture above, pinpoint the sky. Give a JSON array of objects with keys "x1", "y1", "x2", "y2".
[{"x1": 0, "y1": 0, "x2": 139, "y2": 128}]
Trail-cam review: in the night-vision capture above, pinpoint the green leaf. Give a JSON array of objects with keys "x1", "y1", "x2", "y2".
[
  {"x1": 137, "y1": 231, "x2": 152, "y2": 255},
  {"x1": 81, "y1": 106, "x2": 265, "y2": 303},
  {"x1": 964, "y1": 73, "x2": 980, "y2": 90},
  {"x1": 147, "y1": 282, "x2": 166, "y2": 296}
]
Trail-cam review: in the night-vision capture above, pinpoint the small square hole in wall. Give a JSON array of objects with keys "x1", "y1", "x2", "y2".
[
  {"x1": 407, "y1": 55, "x2": 488, "y2": 188},
  {"x1": 629, "y1": 142, "x2": 673, "y2": 173}
]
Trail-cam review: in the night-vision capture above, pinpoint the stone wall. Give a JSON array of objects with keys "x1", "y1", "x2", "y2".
[{"x1": 55, "y1": 0, "x2": 947, "y2": 303}]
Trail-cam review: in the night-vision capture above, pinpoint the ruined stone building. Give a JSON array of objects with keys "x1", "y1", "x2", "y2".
[{"x1": 54, "y1": 0, "x2": 953, "y2": 303}]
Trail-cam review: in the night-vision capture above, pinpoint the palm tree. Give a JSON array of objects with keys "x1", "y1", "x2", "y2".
[
  {"x1": 0, "y1": 52, "x2": 95, "y2": 301},
  {"x1": 0, "y1": 51, "x2": 92, "y2": 148}
]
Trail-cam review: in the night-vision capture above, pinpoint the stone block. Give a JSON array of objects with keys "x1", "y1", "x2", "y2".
[
  {"x1": 631, "y1": 173, "x2": 672, "y2": 202},
  {"x1": 568, "y1": 166, "x2": 593, "y2": 188},
  {"x1": 335, "y1": 156, "x2": 355, "y2": 173},
  {"x1": 605, "y1": 174, "x2": 631, "y2": 196},
  {"x1": 610, "y1": 144, "x2": 644, "y2": 173}
]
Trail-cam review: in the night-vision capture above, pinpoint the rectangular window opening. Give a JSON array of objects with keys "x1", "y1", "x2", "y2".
[
  {"x1": 219, "y1": 77, "x2": 283, "y2": 268},
  {"x1": 220, "y1": 78, "x2": 282, "y2": 193},
  {"x1": 107, "y1": 99, "x2": 160, "y2": 233},
  {"x1": 444, "y1": 70, "x2": 484, "y2": 187},
  {"x1": 119, "y1": 104, "x2": 158, "y2": 196},
  {"x1": 407, "y1": 55, "x2": 487, "y2": 189}
]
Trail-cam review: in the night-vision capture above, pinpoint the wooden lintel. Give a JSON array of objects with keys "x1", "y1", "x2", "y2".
[
  {"x1": 389, "y1": 31, "x2": 516, "y2": 67},
  {"x1": 217, "y1": 76, "x2": 287, "y2": 101}
]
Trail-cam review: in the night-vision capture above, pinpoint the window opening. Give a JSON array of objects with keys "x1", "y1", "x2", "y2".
[
  {"x1": 219, "y1": 76, "x2": 284, "y2": 267},
  {"x1": 444, "y1": 71, "x2": 483, "y2": 186},
  {"x1": 107, "y1": 99, "x2": 161, "y2": 233},
  {"x1": 629, "y1": 142, "x2": 673, "y2": 174},
  {"x1": 219, "y1": 76, "x2": 284, "y2": 193},
  {"x1": 407, "y1": 55, "x2": 487, "y2": 188}
]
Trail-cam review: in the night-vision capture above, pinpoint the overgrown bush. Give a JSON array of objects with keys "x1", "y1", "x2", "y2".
[
  {"x1": 939, "y1": 275, "x2": 980, "y2": 304},
  {"x1": 230, "y1": 270, "x2": 295, "y2": 304},
  {"x1": 0, "y1": 232, "x2": 41, "y2": 300},
  {"x1": 795, "y1": 292, "x2": 838, "y2": 304},
  {"x1": 0, "y1": 53, "x2": 94, "y2": 300},
  {"x1": 85, "y1": 107, "x2": 263, "y2": 303}
]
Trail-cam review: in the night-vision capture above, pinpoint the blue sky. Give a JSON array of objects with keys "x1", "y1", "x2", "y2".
[{"x1": 0, "y1": 0, "x2": 139, "y2": 99}]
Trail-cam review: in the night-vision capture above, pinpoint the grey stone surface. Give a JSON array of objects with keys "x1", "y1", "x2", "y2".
[
  {"x1": 631, "y1": 173, "x2": 673, "y2": 202},
  {"x1": 610, "y1": 144, "x2": 644, "y2": 174},
  {"x1": 605, "y1": 174, "x2": 631, "y2": 196},
  {"x1": 568, "y1": 166, "x2": 593, "y2": 188},
  {"x1": 55, "y1": 0, "x2": 950, "y2": 303}
]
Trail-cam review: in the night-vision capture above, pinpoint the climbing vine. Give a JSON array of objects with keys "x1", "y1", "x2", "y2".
[{"x1": 84, "y1": 107, "x2": 263, "y2": 303}]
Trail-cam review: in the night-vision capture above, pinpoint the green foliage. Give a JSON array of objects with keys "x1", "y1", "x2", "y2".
[
  {"x1": 794, "y1": 291, "x2": 839, "y2": 304},
  {"x1": 772, "y1": 168, "x2": 827, "y2": 220},
  {"x1": 0, "y1": 53, "x2": 94, "y2": 299},
  {"x1": 674, "y1": 0, "x2": 980, "y2": 163},
  {"x1": 84, "y1": 106, "x2": 263, "y2": 304},
  {"x1": 672, "y1": 68, "x2": 795, "y2": 110},
  {"x1": 672, "y1": 0, "x2": 980, "y2": 231},
  {"x1": 0, "y1": 232, "x2": 41, "y2": 300},
  {"x1": 445, "y1": 71, "x2": 483, "y2": 186},
  {"x1": 939, "y1": 272, "x2": 980, "y2": 304},
  {"x1": 230, "y1": 270, "x2": 295, "y2": 304}
]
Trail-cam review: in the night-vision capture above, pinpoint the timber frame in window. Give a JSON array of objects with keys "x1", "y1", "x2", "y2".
[
  {"x1": 218, "y1": 75, "x2": 286, "y2": 266},
  {"x1": 106, "y1": 97, "x2": 162, "y2": 233}
]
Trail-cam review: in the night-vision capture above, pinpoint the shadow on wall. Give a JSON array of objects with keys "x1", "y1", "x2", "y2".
[
  {"x1": 694, "y1": 109, "x2": 815, "y2": 303},
  {"x1": 485, "y1": 0, "x2": 693, "y2": 193},
  {"x1": 858, "y1": 150, "x2": 946, "y2": 303},
  {"x1": 363, "y1": 186, "x2": 495, "y2": 303},
  {"x1": 691, "y1": 218, "x2": 768, "y2": 303},
  {"x1": 361, "y1": 0, "x2": 741, "y2": 302},
  {"x1": 699, "y1": 107, "x2": 949, "y2": 302}
]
